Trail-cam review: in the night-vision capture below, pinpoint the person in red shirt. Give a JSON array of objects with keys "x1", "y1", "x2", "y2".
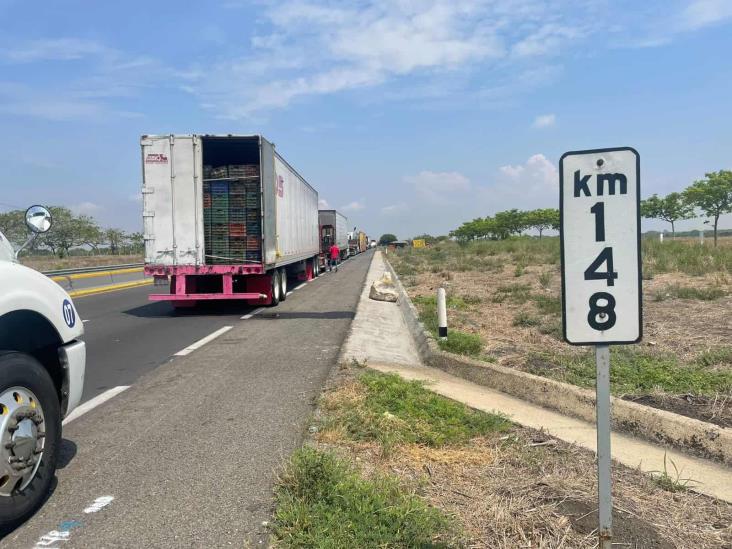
[{"x1": 329, "y1": 243, "x2": 340, "y2": 272}]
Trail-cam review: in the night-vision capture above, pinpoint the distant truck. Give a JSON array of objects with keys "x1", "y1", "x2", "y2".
[
  {"x1": 358, "y1": 231, "x2": 368, "y2": 254},
  {"x1": 0, "y1": 206, "x2": 86, "y2": 527},
  {"x1": 318, "y1": 209, "x2": 349, "y2": 265},
  {"x1": 142, "y1": 135, "x2": 320, "y2": 307}
]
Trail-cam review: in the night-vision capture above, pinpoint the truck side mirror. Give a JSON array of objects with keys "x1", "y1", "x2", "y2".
[
  {"x1": 15, "y1": 205, "x2": 53, "y2": 259},
  {"x1": 25, "y1": 205, "x2": 53, "y2": 234}
]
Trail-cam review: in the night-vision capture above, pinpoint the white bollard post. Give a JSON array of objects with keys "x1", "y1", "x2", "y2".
[
  {"x1": 437, "y1": 287, "x2": 448, "y2": 340},
  {"x1": 700, "y1": 229, "x2": 704, "y2": 246},
  {"x1": 659, "y1": 233, "x2": 664, "y2": 243}
]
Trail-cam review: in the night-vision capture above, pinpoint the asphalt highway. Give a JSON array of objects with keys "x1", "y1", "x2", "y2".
[{"x1": 3, "y1": 251, "x2": 372, "y2": 547}]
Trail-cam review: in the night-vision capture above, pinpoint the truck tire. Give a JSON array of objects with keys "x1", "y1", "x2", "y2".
[
  {"x1": 0, "y1": 352, "x2": 60, "y2": 533},
  {"x1": 312, "y1": 257, "x2": 320, "y2": 278},
  {"x1": 268, "y1": 271, "x2": 281, "y2": 307},
  {"x1": 279, "y1": 268, "x2": 287, "y2": 302}
]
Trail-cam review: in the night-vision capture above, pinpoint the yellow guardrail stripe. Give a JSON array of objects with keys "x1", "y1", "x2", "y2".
[
  {"x1": 67, "y1": 279, "x2": 153, "y2": 298},
  {"x1": 51, "y1": 267, "x2": 144, "y2": 282}
]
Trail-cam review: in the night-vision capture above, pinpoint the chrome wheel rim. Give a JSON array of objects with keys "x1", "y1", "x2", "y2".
[{"x1": 0, "y1": 387, "x2": 46, "y2": 496}]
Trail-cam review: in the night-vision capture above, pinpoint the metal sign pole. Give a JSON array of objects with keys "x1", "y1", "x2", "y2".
[{"x1": 595, "y1": 344, "x2": 612, "y2": 549}]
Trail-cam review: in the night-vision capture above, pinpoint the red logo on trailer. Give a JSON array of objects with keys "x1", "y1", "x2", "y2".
[
  {"x1": 145, "y1": 153, "x2": 168, "y2": 164},
  {"x1": 277, "y1": 175, "x2": 284, "y2": 197}
]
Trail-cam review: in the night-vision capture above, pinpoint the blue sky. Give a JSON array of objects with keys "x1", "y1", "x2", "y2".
[{"x1": 1, "y1": 0, "x2": 731, "y2": 239}]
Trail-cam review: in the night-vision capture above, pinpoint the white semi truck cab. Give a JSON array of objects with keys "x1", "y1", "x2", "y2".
[{"x1": 0, "y1": 206, "x2": 85, "y2": 531}]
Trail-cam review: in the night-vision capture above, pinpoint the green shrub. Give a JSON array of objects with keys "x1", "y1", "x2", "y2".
[
  {"x1": 652, "y1": 284, "x2": 727, "y2": 301},
  {"x1": 533, "y1": 294, "x2": 562, "y2": 315},
  {"x1": 528, "y1": 347, "x2": 732, "y2": 396},
  {"x1": 439, "y1": 330, "x2": 484, "y2": 357},
  {"x1": 513, "y1": 311, "x2": 540, "y2": 327},
  {"x1": 492, "y1": 283, "x2": 532, "y2": 304},
  {"x1": 273, "y1": 447, "x2": 454, "y2": 548}
]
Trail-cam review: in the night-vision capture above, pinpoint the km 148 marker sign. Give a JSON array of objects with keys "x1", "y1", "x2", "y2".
[{"x1": 560, "y1": 147, "x2": 642, "y2": 345}]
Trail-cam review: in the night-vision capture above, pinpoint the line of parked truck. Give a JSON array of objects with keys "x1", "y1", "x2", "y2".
[
  {"x1": 0, "y1": 133, "x2": 373, "y2": 529},
  {"x1": 141, "y1": 134, "x2": 372, "y2": 307}
]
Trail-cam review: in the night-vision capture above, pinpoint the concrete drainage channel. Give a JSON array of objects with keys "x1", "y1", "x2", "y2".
[{"x1": 383, "y1": 259, "x2": 732, "y2": 466}]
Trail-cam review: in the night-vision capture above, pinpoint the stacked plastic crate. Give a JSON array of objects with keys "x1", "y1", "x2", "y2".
[{"x1": 202, "y1": 165, "x2": 261, "y2": 265}]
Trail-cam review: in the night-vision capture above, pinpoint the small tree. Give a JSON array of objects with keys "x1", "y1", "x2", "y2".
[
  {"x1": 128, "y1": 232, "x2": 144, "y2": 254},
  {"x1": 105, "y1": 228, "x2": 128, "y2": 255},
  {"x1": 640, "y1": 192, "x2": 693, "y2": 238},
  {"x1": 76, "y1": 215, "x2": 104, "y2": 253},
  {"x1": 525, "y1": 208, "x2": 559, "y2": 239},
  {"x1": 378, "y1": 233, "x2": 397, "y2": 245},
  {"x1": 0, "y1": 209, "x2": 27, "y2": 247},
  {"x1": 683, "y1": 171, "x2": 732, "y2": 246},
  {"x1": 493, "y1": 209, "x2": 527, "y2": 239},
  {"x1": 40, "y1": 207, "x2": 80, "y2": 257}
]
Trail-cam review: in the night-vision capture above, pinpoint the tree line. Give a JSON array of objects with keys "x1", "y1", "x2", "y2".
[
  {"x1": 446, "y1": 170, "x2": 732, "y2": 246},
  {"x1": 0, "y1": 206, "x2": 143, "y2": 257},
  {"x1": 641, "y1": 170, "x2": 732, "y2": 245},
  {"x1": 449, "y1": 208, "x2": 559, "y2": 242}
]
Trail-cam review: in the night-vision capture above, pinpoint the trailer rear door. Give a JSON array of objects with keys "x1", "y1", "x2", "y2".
[{"x1": 142, "y1": 135, "x2": 204, "y2": 265}]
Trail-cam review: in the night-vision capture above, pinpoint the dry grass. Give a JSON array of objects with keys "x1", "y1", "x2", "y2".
[
  {"x1": 310, "y1": 367, "x2": 732, "y2": 548},
  {"x1": 391, "y1": 239, "x2": 732, "y2": 426}
]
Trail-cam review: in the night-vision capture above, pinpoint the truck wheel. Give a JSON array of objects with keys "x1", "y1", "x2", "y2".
[
  {"x1": 269, "y1": 271, "x2": 281, "y2": 307},
  {"x1": 0, "y1": 352, "x2": 60, "y2": 533},
  {"x1": 279, "y1": 268, "x2": 288, "y2": 301},
  {"x1": 313, "y1": 258, "x2": 320, "y2": 278}
]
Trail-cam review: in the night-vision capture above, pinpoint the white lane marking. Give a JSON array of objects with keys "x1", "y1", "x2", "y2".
[
  {"x1": 174, "y1": 326, "x2": 232, "y2": 356},
  {"x1": 34, "y1": 496, "x2": 115, "y2": 547},
  {"x1": 286, "y1": 291, "x2": 293, "y2": 296},
  {"x1": 63, "y1": 386, "x2": 130, "y2": 426},
  {"x1": 84, "y1": 496, "x2": 114, "y2": 514},
  {"x1": 293, "y1": 282, "x2": 307, "y2": 291},
  {"x1": 82, "y1": 320, "x2": 90, "y2": 323},
  {"x1": 241, "y1": 307, "x2": 264, "y2": 320}
]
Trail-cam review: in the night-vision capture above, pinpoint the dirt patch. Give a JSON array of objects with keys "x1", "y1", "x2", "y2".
[
  {"x1": 556, "y1": 498, "x2": 672, "y2": 549},
  {"x1": 625, "y1": 393, "x2": 732, "y2": 429}
]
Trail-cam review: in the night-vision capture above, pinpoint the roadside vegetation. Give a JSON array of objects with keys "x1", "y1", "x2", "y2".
[
  {"x1": 0, "y1": 206, "x2": 143, "y2": 265},
  {"x1": 273, "y1": 363, "x2": 732, "y2": 547},
  {"x1": 390, "y1": 235, "x2": 732, "y2": 427}
]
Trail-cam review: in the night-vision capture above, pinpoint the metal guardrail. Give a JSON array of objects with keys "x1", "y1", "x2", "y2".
[{"x1": 42, "y1": 263, "x2": 145, "y2": 277}]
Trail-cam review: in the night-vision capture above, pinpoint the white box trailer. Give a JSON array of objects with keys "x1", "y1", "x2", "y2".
[
  {"x1": 141, "y1": 134, "x2": 320, "y2": 307},
  {"x1": 318, "y1": 209, "x2": 349, "y2": 264}
]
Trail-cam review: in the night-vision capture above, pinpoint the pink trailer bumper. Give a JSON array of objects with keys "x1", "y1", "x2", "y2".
[{"x1": 145, "y1": 264, "x2": 271, "y2": 305}]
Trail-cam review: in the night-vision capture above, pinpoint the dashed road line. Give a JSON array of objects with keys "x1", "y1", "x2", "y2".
[
  {"x1": 63, "y1": 386, "x2": 130, "y2": 426},
  {"x1": 174, "y1": 326, "x2": 232, "y2": 356},
  {"x1": 241, "y1": 307, "x2": 265, "y2": 320}
]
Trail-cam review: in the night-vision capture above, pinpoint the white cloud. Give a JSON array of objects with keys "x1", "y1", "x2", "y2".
[
  {"x1": 184, "y1": 0, "x2": 544, "y2": 117},
  {"x1": 1, "y1": 38, "x2": 109, "y2": 63},
  {"x1": 71, "y1": 201, "x2": 102, "y2": 216},
  {"x1": 318, "y1": 198, "x2": 330, "y2": 209},
  {"x1": 679, "y1": 0, "x2": 732, "y2": 30},
  {"x1": 381, "y1": 203, "x2": 408, "y2": 215},
  {"x1": 405, "y1": 170, "x2": 471, "y2": 202},
  {"x1": 532, "y1": 113, "x2": 556, "y2": 128},
  {"x1": 341, "y1": 200, "x2": 365, "y2": 211},
  {"x1": 499, "y1": 154, "x2": 557, "y2": 187},
  {"x1": 511, "y1": 24, "x2": 582, "y2": 58}
]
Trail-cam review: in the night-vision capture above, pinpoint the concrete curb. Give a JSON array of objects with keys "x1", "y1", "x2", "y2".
[
  {"x1": 383, "y1": 258, "x2": 732, "y2": 466},
  {"x1": 67, "y1": 278, "x2": 153, "y2": 298}
]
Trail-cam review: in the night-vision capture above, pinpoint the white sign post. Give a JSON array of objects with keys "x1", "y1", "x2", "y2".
[{"x1": 559, "y1": 147, "x2": 642, "y2": 549}]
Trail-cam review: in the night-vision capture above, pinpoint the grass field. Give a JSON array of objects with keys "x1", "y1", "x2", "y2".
[
  {"x1": 272, "y1": 363, "x2": 732, "y2": 548},
  {"x1": 390, "y1": 236, "x2": 732, "y2": 427}
]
